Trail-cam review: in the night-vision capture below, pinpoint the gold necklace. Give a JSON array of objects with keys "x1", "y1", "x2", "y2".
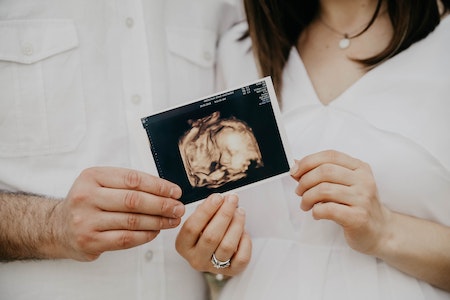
[{"x1": 318, "y1": 0, "x2": 382, "y2": 49}]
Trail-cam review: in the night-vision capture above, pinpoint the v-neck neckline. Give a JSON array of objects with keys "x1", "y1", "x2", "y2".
[{"x1": 287, "y1": 47, "x2": 378, "y2": 108}]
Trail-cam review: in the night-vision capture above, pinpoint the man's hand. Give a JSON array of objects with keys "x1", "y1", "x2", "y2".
[{"x1": 0, "y1": 167, "x2": 185, "y2": 262}]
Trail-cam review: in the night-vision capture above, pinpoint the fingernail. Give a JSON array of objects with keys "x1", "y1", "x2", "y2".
[
  {"x1": 226, "y1": 193, "x2": 238, "y2": 205},
  {"x1": 172, "y1": 204, "x2": 183, "y2": 218},
  {"x1": 236, "y1": 207, "x2": 245, "y2": 216},
  {"x1": 212, "y1": 193, "x2": 223, "y2": 205},
  {"x1": 169, "y1": 186, "x2": 182, "y2": 199}
]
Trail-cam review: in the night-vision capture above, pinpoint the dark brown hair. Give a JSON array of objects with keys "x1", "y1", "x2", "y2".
[{"x1": 243, "y1": 0, "x2": 450, "y2": 95}]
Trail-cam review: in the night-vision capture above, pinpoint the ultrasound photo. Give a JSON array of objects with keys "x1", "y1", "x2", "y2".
[
  {"x1": 141, "y1": 77, "x2": 291, "y2": 204},
  {"x1": 178, "y1": 111, "x2": 264, "y2": 189}
]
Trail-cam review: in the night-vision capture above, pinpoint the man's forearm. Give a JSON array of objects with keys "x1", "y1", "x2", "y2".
[{"x1": 0, "y1": 191, "x2": 61, "y2": 261}]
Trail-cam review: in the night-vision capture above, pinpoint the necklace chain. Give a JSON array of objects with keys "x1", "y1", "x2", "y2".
[
  {"x1": 318, "y1": 0, "x2": 382, "y2": 49},
  {"x1": 319, "y1": 18, "x2": 367, "y2": 39}
]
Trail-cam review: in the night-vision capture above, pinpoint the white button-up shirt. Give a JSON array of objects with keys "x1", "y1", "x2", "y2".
[{"x1": 0, "y1": 1, "x2": 243, "y2": 299}]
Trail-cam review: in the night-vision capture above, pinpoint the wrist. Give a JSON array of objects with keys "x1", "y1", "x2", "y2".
[
  {"x1": 368, "y1": 207, "x2": 397, "y2": 260},
  {"x1": 40, "y1": 199, "x2": 71, "y2": 259}
]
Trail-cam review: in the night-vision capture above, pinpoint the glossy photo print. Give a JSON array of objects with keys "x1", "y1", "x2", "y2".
[{"x1": 141, "y1": 77, "x2": 292, "y2": 204}]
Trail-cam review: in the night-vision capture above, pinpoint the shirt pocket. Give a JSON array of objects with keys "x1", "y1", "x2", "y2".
[
  {"x1": 0, "y1": 19, "x2": 86, "y2": 157},
  {"x1": 166, "y1": 27, "x2": 217, "y2": 105}
]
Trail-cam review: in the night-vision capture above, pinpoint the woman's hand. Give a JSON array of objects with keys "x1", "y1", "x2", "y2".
[
  {"x1": 290, "y1": 149, "x2": 450, "y2": 291},
  {"x1": 175, "y1": 193, "x2": 251, "y2": 277},
  {"x1": 290, "y1": 150, "x2": 391, "y2": 255}
]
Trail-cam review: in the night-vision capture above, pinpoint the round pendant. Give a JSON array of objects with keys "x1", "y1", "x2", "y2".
[{"x1": 339, "y1": 38, "x2": 350, "y2": 49}]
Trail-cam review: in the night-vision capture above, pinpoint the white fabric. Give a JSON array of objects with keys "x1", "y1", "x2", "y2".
[
  {"x1": 0, "y1": 1, "x2": 243, "y2": 299},
  {"x1": 216, "y1": 17, "x2": 450, "y2": 300}
]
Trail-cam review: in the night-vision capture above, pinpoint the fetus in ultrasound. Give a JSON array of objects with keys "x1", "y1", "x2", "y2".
[{"x1": 178, "y1": 111, "x2": 263, "y2": 188}]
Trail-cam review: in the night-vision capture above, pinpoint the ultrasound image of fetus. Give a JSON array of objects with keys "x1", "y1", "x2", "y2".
[{"x1": 178, "y1": 111, "x2": 263, "y2": 188}]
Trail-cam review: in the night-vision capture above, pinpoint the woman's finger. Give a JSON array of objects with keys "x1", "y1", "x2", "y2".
[
  {"x1": 197, "y1": 194, "x2": 239, "y2": 254},
  {"x1": 300, "y1": 182, "x2": 353, "y2": 211},
  {"x1": 219, "y1": 231, "x2": 252, "y2": 275},
  {"x1": 295, "y1": 163, "x2": 356, "y2": 196},
  {"x1": 176, "y1": 194, "x2": 224, "y2": 251},
  {"x1": 291, "y1": 150, "x2": 362, "y2": 180},
  {"x1": 311, "y1": 201, "x2": 354, "y2": 224},
  {"x1": 213, "y1": 206, "x2": 246, "y2": 263}
]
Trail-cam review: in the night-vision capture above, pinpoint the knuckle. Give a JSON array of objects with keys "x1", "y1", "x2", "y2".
[
  {"x1": 295, "y1": 180, "x2": 305, "y2": 195},
  {"x1": 232, "y1": 253, "x2": 251, "y2": 268},
  {"x1": 69, "y1": 186, "x2": 91, "y2": 206},
  {"x1": 124, "y1": 170, "x2": 142, "y2": 189},
  {"x1": 317, "y1": 182, "x2": 333, "y2": 198},
  {"x1": 300, "y1": 191, "x2": 313, "y2": 210},
  {"x1": 170, "y1": 217, "x2": 181, "y2": 227},
  {"x1": 312, "y1": 203, "x2": 331, "y2": 219},
  {"x1": 124, "y1": 191, "x2": 141, "y2": 210},
  {"x1": 320, "y1": 164, "x2": 335, "y2": 177},
  {"x1": 220, "y1": 241, "x2": 237, "y2": 254},
  {"x1": 117, "y1": 231, "x2": 134, "y2": 249},
  {"x1": 359, "y1": 160, "x2": 371, "y2": 170},
  {"x1": 127, "y1": 214, "x2": 140, "y2": 230},
  {"x1": 218, "y1": 207, "x2": 235, "y2": 220},
  {"x1": 155, "y1": 180, "x2": 168, "y2": 197},
  {"x1": 70, "y1": 194, "x2": 86, "y2": 206},
  {"x1": 311, "y1": 207, "x2": 321, "y2": 220},
  {"x1": 75, "y1": 232, "x2": 94, "y2": 250},
  {"x1": 180, "y1": 221, "x2": 198, "y2": 238},
  {"x1": 160, "y1": 198, "x2": 177, "y2": 215},
  {"x1": 160, "y1": 198, "x2": 170, "y2": 214},
  {"x1": 202, "y1": 231, "x2": 221, "y2": 247},
  {"x1": 79, "y1": 167, "x2": 97, "y2": 180},
  {"x1": 189, "y1": 257, "x2": 205, "y2": 271},
  {"x1": 159, "y1": 217, "x2": 165, "y2": 229},
  {"x1": 324, "y1": 149, "x2": 338, "y2": 161}
]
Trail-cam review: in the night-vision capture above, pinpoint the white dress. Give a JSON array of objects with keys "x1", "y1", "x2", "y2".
[{"x1": 216, "y1": 16, "x2": 450, "y2": 300}]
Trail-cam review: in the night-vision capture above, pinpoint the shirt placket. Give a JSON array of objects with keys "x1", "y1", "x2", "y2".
[{"x1": 115, "y1": 1, "x2": 165, "y2": 300}]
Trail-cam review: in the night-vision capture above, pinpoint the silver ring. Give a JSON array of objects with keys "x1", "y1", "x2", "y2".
[{"x1": 211, "y1": 253, "x2": 231, "y2": 269}]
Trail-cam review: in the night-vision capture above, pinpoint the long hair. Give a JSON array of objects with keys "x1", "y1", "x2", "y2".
[{"x1": 243, "y1": 0, "x2": 450, "y2": 96}]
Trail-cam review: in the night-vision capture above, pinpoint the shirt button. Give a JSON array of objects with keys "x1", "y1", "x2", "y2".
[
  {"x1": 125, "y1": 17, "x2": 135, "y2": 28},
  {"x1": 131, "y1": 94, "x2": 142, "y2": 105},
  {"x1": 203, "y1": 50, "x2": 212, "y2": 62},
  {"x1": 22, "y1": 43, "x2": 34, "y2": 56},
  {"x1": 145, "y1": 250, "x2": 153, "y2": 262}
]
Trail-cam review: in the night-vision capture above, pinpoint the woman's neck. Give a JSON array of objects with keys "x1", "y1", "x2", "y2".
[{"x1": 319, "y1": 0, "x2": 383, "y2": 34}]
